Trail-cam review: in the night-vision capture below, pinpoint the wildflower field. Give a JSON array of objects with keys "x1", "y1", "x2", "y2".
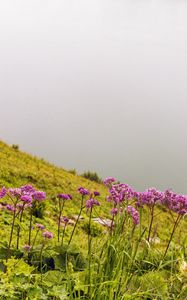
[{"x1": 0, "y1": 141, "x2": 187, "y2": 299}]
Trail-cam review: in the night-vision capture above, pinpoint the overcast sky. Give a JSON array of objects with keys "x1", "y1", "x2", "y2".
[{"x1": 0, "y1": 0, "x2": 187, "y2": 193}]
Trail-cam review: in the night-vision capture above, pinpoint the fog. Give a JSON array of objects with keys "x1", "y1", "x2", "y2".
[{"x1": 1, "y1": 0, "x2": 187, "y2": 193}]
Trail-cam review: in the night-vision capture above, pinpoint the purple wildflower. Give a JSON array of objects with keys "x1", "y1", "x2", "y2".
[
  {"x1": 62, "y1": 216, "x2": 69, "y2": 224},
  {"x1": 6, "y1": 204, "x2": 16, "y2": 212},
  {"x1": 8, "y1": 188, "x2": 22, "y2": 197},
  {"x1": 110, "y1": 207, "x2": 118, "y2": 216},
  {"x1": 23, "y1": 244, "x2": 31, "y2": 252},
  {"x1": 77, "y1": 187, "x2": 90, "y2": 196},
  {"x1": 20, "y1": 194, "x2": 32, "y2": 203},
  {"x1": 58, "y1": 193, "x2": 72, "y2": 200},
  {"x1": 127, "y1": 205, "x2": 139, "y2": 225},
  {"x1": 0, "y1": 187, "x2": 6, "y2": 198},
  {"x1": 21, "y1": 185, "x2": 36, "y2": 194},
  {"x1": 86, "y1": 198, "x2": 100, "y2": 210},
  {"x1": 33, "y1": 191, "x2": 46, "y2": 201},
  {"x1": 42, "y1": 231, "x2": 53, "y2": 239},
  {"x1": 137, "y1": 188, "x2": 164, "y2": 207},
  {"x1": 36, "y1": 223, "x2": 45, "y2": 230},
  {"x1": 103, "y1": 177, "x2": 117, "y2": 187},
  {"x1": 163, "y1": 189, "x2": 187, "y2": 215},
  {"x1": 109, "y1": 183, "x2": 134, "y2": 204},
  {"x1": 94, "y1": 191, "x2": 100, "y2": 197}
]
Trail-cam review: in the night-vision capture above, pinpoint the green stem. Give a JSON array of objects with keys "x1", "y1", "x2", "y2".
[
  {"x1": 68, "y1": 196, "x2": 84, "y2": 245},
  {"x1": 163, "y1": 214, "x2": 181, "y2": 260},
  {"x1": 58, "y1": 199, "x2": 64, "y2": 242},
  {"x1": 39, "y1": 242, "x2": 45, "y2": 283},
  {"x1": 88, "y1": 207, "x2": 92, "y2": 297},
  {"x1": 16, "y1": 205, "x2": 25, "y2": 250},
  {"x1": 147, "y1": 205, "x2": 154, "y2": 242},
  {"x1": 28, "y1": 208, "x2": 33, "y2": 246},
  {"x1": 31, "y1": 229, "x2": 39, "y2": 249},
  {"x1": 61, "y1": 224, "x2": 66, "y2": 246},
  {"x1": 6, "y1": 205, "x2": 17, "y2": 261}
]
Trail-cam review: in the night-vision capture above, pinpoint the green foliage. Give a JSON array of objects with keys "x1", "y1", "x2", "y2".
[
  {"x1": 81, "y1": 170, "x2": 102, "y2": 184},
  {"x1": 81, "y1": 221, "x2": 103, "y2": 237},
  {"x1": 32, "y1": 201, "x2": 46, "y2": 219},
  {"x1": 12, "y1": 144, "x2": 19, "y2": 151}
]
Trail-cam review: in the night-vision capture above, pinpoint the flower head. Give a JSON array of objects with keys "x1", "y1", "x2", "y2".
[
  {"x1": 94, "y1": 191, "x2": 100, "y2": 197},
  {"x1": 20, "y1": 194, "x2": 32, "y2": 203},
  {"x1": 77, "y1": 187, "x2": 90, "y2": 196},
  {"x1": 109, "y1": 183, "x2": 134, "y2": 204},
  {"x1": 6, "y1": 204, "x2": 16, "y2": 212},
  {"x1": 36, "y1": 223, "x2": 45, "y2": 230},
  {"x1": 21, "y1": 185, "x2": 36, "y2": 194},
  {"x1": 42, "y1": 231, "x2": 53, "y2": 239},
  {"x1": 62, "y1": 216, "x2": 69, "y2": 224},
  {"x1": 86, "y1": 198, "x2": 100, "y2": 210},
  {"x1": 127, "y1": 205, "x2": 139, "y2": 225},
  {"x1": 8, "y1": 188, "x2": 22, "y2": 197},
  {"x1": 0, "y1": 187, "x2": 6, "y2": 198},
  {"x1": 33, "y1": 191, "x2": 46, "y2": 201},
  {"x1": 137, "y1": 188, "x2": 164, "y2": 207},
  {"x1": 58, "y1": 193, "x2": 72, "y2": 200},
  {"x1": 110, "y1": 207, "x2": 118, "y2": 216},
  {"x1": 163, "y1": 189, "x2": 187, "y2": 215},
  {"x1": 103, "y1": 177, "x2": 117, "y2": 187},
  {"x1": 23, "y1": 244, "x2": 31, "y2": 252}
]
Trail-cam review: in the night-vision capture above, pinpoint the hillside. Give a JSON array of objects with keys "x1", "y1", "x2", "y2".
[{"x1": 0, "y1": 140, "x2": 186, "y2": 243}]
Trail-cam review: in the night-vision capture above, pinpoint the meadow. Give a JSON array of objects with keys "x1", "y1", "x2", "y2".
[{"x1": 0, "y1": 141, "x2": 187, "y2": 300}]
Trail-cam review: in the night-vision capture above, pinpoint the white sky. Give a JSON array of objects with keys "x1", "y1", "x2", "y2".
[{"x1": 1, "y1": 0, "x2": 187, "y2": 193}]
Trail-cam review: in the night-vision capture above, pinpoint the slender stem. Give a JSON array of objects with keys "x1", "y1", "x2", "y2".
[
  {"x1": 6, "y1": 206, "x2": 17, "y2": 261},
  {"x1": 39, "y1": 242, "x2": 45, "y2": 282},
  {"x1": 163, "y1": 214, "x2": 181, "y2": 260},
  {"x1": 16, "y1": 206, "x2": 25, "y2": 250},
  {"x1": 110, "y1": 204, "x2": 117, "y2": 235},
  {"x1": 147, "y1": 205, "x2": 154, "y2": 242},
  {"x1": 31, "y1": 229, "x2": 39, "y2": 249},
  {"x1": 88, "y1": 207, "x2": 92, "y2": 297},
  {"x1": 28, "y1": 207, "x2": 33, "y2": 246},
  {"x1": 61, "y1": 224, "x2": 66, "y2": 246},
  {"x1": 68, "y1": 196, "x2": 84, "y2": 245},
  {"x1": 58, "y1": 199, "x2": 64, "y2": 242}
]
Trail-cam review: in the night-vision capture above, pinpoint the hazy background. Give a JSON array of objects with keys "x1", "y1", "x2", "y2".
[{"x1": 0, "y1": 0, "x2": 187, "y2": 193}]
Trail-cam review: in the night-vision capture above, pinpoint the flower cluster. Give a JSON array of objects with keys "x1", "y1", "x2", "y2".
[
  {"x1": 43, "y1": 231, "x2": 53, "y2": 239},
  {"x1": 163, "y1": 190, "x2": 187, "y2": 215},
  {"x1": 58, "y1": 193, "x2": 72, "y2": 200},
  {"x1": 77, "y1": 187, "x2": 90, "y2": 196},
  {"x1": 86, "y1": 198, "x2": 100, "y2": 210},
  {"x1": 107, "y1": 183, "x2": 134, "y2": 204},
  {"x1": 127, "y1": 205, "x2": 139, "y2": 225},
  {"x1": 103, "y1": 177, "x2": 117, "y2": 187},
  {"x1": 137, "y1": 188, "x2": 164, "y2": 207}
]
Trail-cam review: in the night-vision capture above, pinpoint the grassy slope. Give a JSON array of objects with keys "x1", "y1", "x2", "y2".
[
  {"x1": 0, "y1": 140, "x2": 186, "y2": 247},
  {"x1": 0, "y1": 140, "x2": 109, "y2": 249}
]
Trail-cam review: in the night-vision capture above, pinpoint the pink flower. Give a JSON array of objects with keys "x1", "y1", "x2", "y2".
[
  {"x1": 42, "y1": 231, "x2": 53, "y2": 239},
  {"x1": 86, "y1": 198, "x2": 100, "y2": 210},
  {"x1": 36, "y1": 223, "x2": 45, "y2": 230},
  {"x1": 33, "y1": 191, "x2": 46, "y2": 201},
  {"x1": 103, "y1": 177, "x2": 117, "y2": 187},
  {"x1": 0, "y1": 187, "x2": 6, "y2": 198},
  {"x1": 77, "y1": 187, "x2": 90, "y2": 196},
  {"x1": 21, "y1": 194, "x2": 32, "y2": 203},
  {"x1": 58, "y1": 194, "x2": 72, "y2": 200},
  {"x1": 110, "y1": 208, "x2": 118, "y2": 216},
  {"x1": 23, "y1": 244, "x2": 31, "y2": 252},
  {"x1": 6, "y1": 204, "x2": 16, "y2": 212}
]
